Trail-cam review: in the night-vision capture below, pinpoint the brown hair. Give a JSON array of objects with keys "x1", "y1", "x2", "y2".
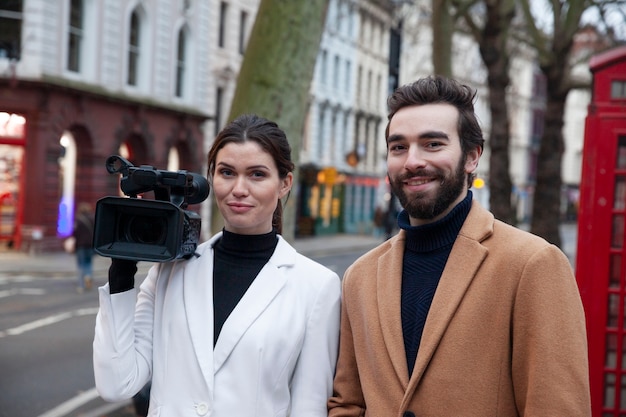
[
  {"x1": 207, "y1": 114, "x2": 295, "y2": 234},
  {"x1": 385, "y1": 76, "x2": 485, "y2": 187}
]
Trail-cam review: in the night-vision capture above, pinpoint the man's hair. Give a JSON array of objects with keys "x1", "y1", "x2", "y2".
[{"x1": 385, "y1": 75, "x2": 485, "y2": 156}]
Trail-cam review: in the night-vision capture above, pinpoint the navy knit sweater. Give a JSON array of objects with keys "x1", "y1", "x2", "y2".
[
  {"x1": 212, "y1": 229, "x2": 278, "y2": 346},
  {"x1": 399, "y1": 191, "x2": 472, "y2": 377}
]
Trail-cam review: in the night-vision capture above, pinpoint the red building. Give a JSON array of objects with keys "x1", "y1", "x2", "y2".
[{"x1": 0, "y1": 79, "x2": 207, "y2": 252}]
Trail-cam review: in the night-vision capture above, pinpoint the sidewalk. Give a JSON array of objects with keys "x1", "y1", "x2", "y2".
[
  {"x1": 0, "y1": 223, "x2": 578, "y2": 276},
  {"x1": 0, "y1": 233, "x2": 384, "y2": 276}
]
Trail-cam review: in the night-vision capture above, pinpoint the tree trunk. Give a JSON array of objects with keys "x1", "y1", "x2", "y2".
[
  {"x1": 480, "y1": 0, "x2": 515, "y2": 225},
  {"x1": 530, "y1": 89, "x2": 566, "y2": 247},
  {"x1": 525, "y1": 0, "x2": 586, "y2": 247},
  {"x1": 432, "y1": 0, "x2": 454, "y2": 76},
  {"x1": 210, "y1": 0, "x2": 330, "y2": 241}
]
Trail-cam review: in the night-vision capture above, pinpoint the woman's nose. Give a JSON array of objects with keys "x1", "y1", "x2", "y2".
[{"x1": 232, "y1": 176, "x2": 248, "y2": 196}]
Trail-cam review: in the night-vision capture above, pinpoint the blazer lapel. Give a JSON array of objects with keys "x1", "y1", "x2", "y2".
[
  {"x1": 212, "y1": 237, "x2": 293, "y2": 373},
  {"x1": 378, "y1": 233, "x2": 411, "y2": 387},
  {"x1": 183, "y1": 236, "x2": 219, "y2": 395}
]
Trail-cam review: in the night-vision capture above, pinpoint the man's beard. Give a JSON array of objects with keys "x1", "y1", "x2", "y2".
[{"x1": 389, "y1": 157, "x2": 467, "y2": 221}]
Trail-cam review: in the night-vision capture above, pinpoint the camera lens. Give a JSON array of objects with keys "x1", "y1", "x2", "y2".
[{"x1": 125, "y1": 215, "x2": 167, "y2": 244}]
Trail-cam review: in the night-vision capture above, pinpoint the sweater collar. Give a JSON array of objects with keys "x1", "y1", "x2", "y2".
[
  {"x1": 398, "y1": 191, "x2": 473, "y2": 253},
  {"x1": 218, "y1": 229, "x2": 278, "y2": 253}
]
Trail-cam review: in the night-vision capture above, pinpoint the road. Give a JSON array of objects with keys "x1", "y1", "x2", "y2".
[
  {"x1": 0, "y1": 223, "x2": 578, "y2": 417},
  {"x1": 0, "y1": 249, "x2": 366, "y2": 417}
]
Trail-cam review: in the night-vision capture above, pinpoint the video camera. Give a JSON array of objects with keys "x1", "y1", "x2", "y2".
[{"x1": 93, "y1": 155, "x2": 210, "y2": 262}]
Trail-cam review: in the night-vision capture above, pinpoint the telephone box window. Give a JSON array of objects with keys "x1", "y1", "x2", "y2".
[
  {"x1": 612, "y1": 81, "x2": 626, "y2": 99},
  {"x1": 615, "y1": 177, "x2": 626, "y2": 210},
  {"x1": 617, "y1": 137, "x2": 626, "y2": 169},
  {"x1": 609, "y1": 254, "x2": 621, "y2": 288},
  {"x1": 607, "y1": 334, "x2": 618, "y2": 367}
]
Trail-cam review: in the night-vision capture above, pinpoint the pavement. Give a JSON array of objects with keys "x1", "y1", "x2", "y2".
[
  {"x1": 0, "y1": 233, "x2": 384, "y2": 276},
  {"x1": 0, "y1": 222, "x2": 578, "y2": 278}
]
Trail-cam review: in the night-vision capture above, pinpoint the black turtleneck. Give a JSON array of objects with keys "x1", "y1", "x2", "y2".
[
  {"x1": 399, "y1": 191, "x2": 472, "y2": 377},
  {"x1": 213, "y1": 229, "x2": 278, "y2": 346}
]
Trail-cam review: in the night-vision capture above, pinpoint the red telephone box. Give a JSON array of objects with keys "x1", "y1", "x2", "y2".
[{"x1": 577, "y1": 45, "x2": 626, "y2": 416}]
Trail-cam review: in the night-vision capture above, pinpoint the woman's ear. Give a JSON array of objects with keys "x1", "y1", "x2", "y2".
[{"x1": 279, "y1": 172, "x2": 294, "y2": 199}]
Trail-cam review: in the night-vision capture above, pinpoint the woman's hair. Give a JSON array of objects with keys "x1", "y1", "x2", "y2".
[{"x1": 207, "y1": 114, "x2": 295, "y2": 234}]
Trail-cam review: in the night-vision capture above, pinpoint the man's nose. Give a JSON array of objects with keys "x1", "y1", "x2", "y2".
[{"x1": 404, "y1": 146, "x2": 427, "y2": 170}]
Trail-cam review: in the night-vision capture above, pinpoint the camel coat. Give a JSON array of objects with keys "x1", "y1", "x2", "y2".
[{"x1": 328, "y1": 201, "x2": 591, "y2": 417}]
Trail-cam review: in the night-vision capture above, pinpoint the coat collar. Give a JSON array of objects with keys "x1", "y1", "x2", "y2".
[
  {"x1": 402, "y1": 200, "x2": 493, "y2": 405},
  {"x1": 182, "y1": 233, "x2": 297, "y2": 389},
  {"x1": 375, "y1": 201, "x2": 494, "y2": 402}
]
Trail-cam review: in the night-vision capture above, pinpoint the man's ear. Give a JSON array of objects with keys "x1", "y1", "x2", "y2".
[{"x1": 465, "y1": 146, "x2": 482, "y2": 173}]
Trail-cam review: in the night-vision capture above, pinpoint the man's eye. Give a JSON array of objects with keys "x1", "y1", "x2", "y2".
[
  {"x1": 389, "y1": 144, "x2": 406, "y2": 152},
  {"x1": 426, "y1": 142, "x2": 443, "y2": 149}
]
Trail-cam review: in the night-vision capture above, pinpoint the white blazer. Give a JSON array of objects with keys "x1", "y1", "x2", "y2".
[{"x1": 93, "y1": 233, "x2": 341, "y2": 417}]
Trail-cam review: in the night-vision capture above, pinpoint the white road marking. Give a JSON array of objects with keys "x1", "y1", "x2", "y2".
[
  {"x1": 0, "y1": 288, "x2": 46, "y2": 298},
  {"x1": 0, "y1": 307, "x2": 99, "y2": 338}
]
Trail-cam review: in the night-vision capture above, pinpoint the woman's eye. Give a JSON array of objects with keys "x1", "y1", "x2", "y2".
[
  {"x1": 251, "y1": 171, "x2": 267, "y2": 178},
  {"x1": 219, "y1": 168, "x2": 234, "y2": 177}
]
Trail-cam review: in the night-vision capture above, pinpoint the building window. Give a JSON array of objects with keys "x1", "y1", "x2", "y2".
[
  {"x1": 239, "y1": 10, "x2": 248, "y2": 55},
  {"x1": 67, "y1": 0, "x2": 83, "y2": 72},
  {"x1": 215, "y1": 87, "x2": 224, "y2": 136},
  {"x1": 175, "y1": 28, "x2": 187, "y2": 97},
  {"x1": 376, "y1": 73, "x2": 381, "y2": 108},
  {"x1": 356, "y1": 65, "x2": 362, "y2": 103},
  {"x1": 127, "y1": 9, "x2": 141, "y2": 86},
  {"x1": 0, "y1": 0, "x2": 23, "y2": 60},
  {"x1": 318, "y1": 108, "x2": 326, "y2": 161},
  {"x1": 218, "y1": 2, "x2": 227, "y2": 48},
  {"x1": 333, "y1": 55, "x2": 340, "y2": 90},
  {"x1": 320, "y1": 50, "x2": 328, "y2": 85},
  {"x1": 367, "y1": 70, "x2": 372, "y2": 108},
  {"x1": 345, "y1": 60, "x2": 351, "y2": 94}
]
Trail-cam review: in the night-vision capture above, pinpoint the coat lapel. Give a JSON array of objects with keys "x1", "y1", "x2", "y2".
[
  {"x1": 402, "y1": 201, "x2": 493, "y2": 404},
  {"x1": 212, "y1": 236, "x2": 294, "y2": 373},
  {"x1": 378, "y1": 233, "x2": 411, "y2": 387}
]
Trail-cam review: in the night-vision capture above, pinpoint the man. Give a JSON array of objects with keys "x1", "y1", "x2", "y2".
[{"x1": 328, "y1": 76, "x2": 590, "y2": 416}]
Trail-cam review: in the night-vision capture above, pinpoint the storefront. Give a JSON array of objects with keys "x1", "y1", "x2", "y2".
[
  {"x1": 0, "y1": 80, "x2": 207, "y2": 253},
  {"x1": 296, "y1": 164, "x2": 380, "y2": 236},
  {"x1": 0, "y1": 113, "x2": 25, "y2": 249}
]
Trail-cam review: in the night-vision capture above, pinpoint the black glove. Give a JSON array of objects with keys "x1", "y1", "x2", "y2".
[{"x1": 108, "y1": 258, "x2": 138, "y2": 294}]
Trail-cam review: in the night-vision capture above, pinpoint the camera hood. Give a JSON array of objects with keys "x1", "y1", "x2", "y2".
[{"x1": 94, "y1": 196, "x2": 200, "y2": 262}]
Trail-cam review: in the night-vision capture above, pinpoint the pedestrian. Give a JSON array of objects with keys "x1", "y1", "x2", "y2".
[
  {"x1": 328, "y1": 76, "x2": 591, "y2": 416},
  {"x1": 373, "y1": 205, "x2": 385, "y2": 238},
  {"x1": 384, "y1": 194, "x2": 400, "y2": 240},
  {"x1": 72, "y1": 202, "x2": 94, "y2": 292},
  {"x1": 93, "y1": 114, "x2": 341, "y2": 416}
]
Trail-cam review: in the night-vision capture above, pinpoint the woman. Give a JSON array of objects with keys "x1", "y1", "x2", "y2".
[{"x1": 93, "y1": 114, "x2": 341, "y2": 416}]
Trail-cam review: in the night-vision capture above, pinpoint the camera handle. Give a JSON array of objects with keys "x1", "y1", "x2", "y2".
[{"x1": 105, "y1": 155, "x2": 134, "y2": 176}]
